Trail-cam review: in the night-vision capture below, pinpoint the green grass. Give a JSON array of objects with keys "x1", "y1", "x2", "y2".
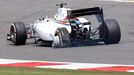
[{"x1": 0, "y1": 67, "x2": 134, "y2": 75}]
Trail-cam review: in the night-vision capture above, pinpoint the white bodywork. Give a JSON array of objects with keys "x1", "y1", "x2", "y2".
[{"x1": 32, "y1": 7, "x2": 88, "y2": 41}]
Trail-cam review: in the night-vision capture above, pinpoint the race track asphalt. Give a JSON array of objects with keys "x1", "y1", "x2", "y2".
[{"x1": 0, "y1": 0, "x2": 134, "y2": 65}]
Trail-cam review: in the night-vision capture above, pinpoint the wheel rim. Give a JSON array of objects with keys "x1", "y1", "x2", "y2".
[
  {"x1": 10, "y1": 24, "x2": 17, "y2": 43},
  {"x1": 52, "y1": 29, "x2": 63, "y2": 48},
  {"x1": 58, "y1": 31, "x2": 63, "y2": 46}
]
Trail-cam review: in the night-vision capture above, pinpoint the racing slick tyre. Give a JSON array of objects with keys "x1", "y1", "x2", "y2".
[
  {"x1": 52, "y1": 27, "x2": 71, "y2": 48},
  {"x1": 9, "y1": 22, "x2": 27, "y2": 45},
  {"x1": 100, "y1": 19, "x2": 121, "y2": 44}
]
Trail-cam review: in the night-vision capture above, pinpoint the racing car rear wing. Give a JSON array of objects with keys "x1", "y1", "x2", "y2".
[
  {"x1": 67, "y1": 7, "x2": 104, "y2": 32},
  {"x1": 67, "y1": 7, "x2": 103, "y2": 19}
]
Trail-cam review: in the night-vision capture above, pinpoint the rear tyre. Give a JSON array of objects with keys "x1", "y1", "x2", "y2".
[
  {"x1": 100, "y1": 19, "x2": 121, "y2": 44},
  {"x1": 10, "y1": 22, "x2": 27, "y2": 45},
  {"x1": 52, "y1": 27, "x2": 71, "y2": 48}
]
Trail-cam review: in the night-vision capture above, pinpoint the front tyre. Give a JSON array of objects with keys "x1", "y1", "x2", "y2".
[
  {"x1": 100, "y1": 19, "x2": 121, "y2": 44},
  {"x1": 9, "y1": 22, "x2": 27, "y2": 45}
]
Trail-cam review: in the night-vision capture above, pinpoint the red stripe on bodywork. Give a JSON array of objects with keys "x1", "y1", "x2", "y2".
[
  {"x1": 79, "y1": 66, "x2": 134, "y2": 72},
  {"x1": 0, "y1": 62, "x2": 67, "y2": 67}
]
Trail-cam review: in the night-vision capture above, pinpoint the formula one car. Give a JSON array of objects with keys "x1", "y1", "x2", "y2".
[{"x1": 7, "y1": 3, "x2": 121, "y2": 48}]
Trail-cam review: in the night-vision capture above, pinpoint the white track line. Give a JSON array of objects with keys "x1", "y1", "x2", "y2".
[{"x1": 0, "y1": 58, "x2": 134, "y2": 72}]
